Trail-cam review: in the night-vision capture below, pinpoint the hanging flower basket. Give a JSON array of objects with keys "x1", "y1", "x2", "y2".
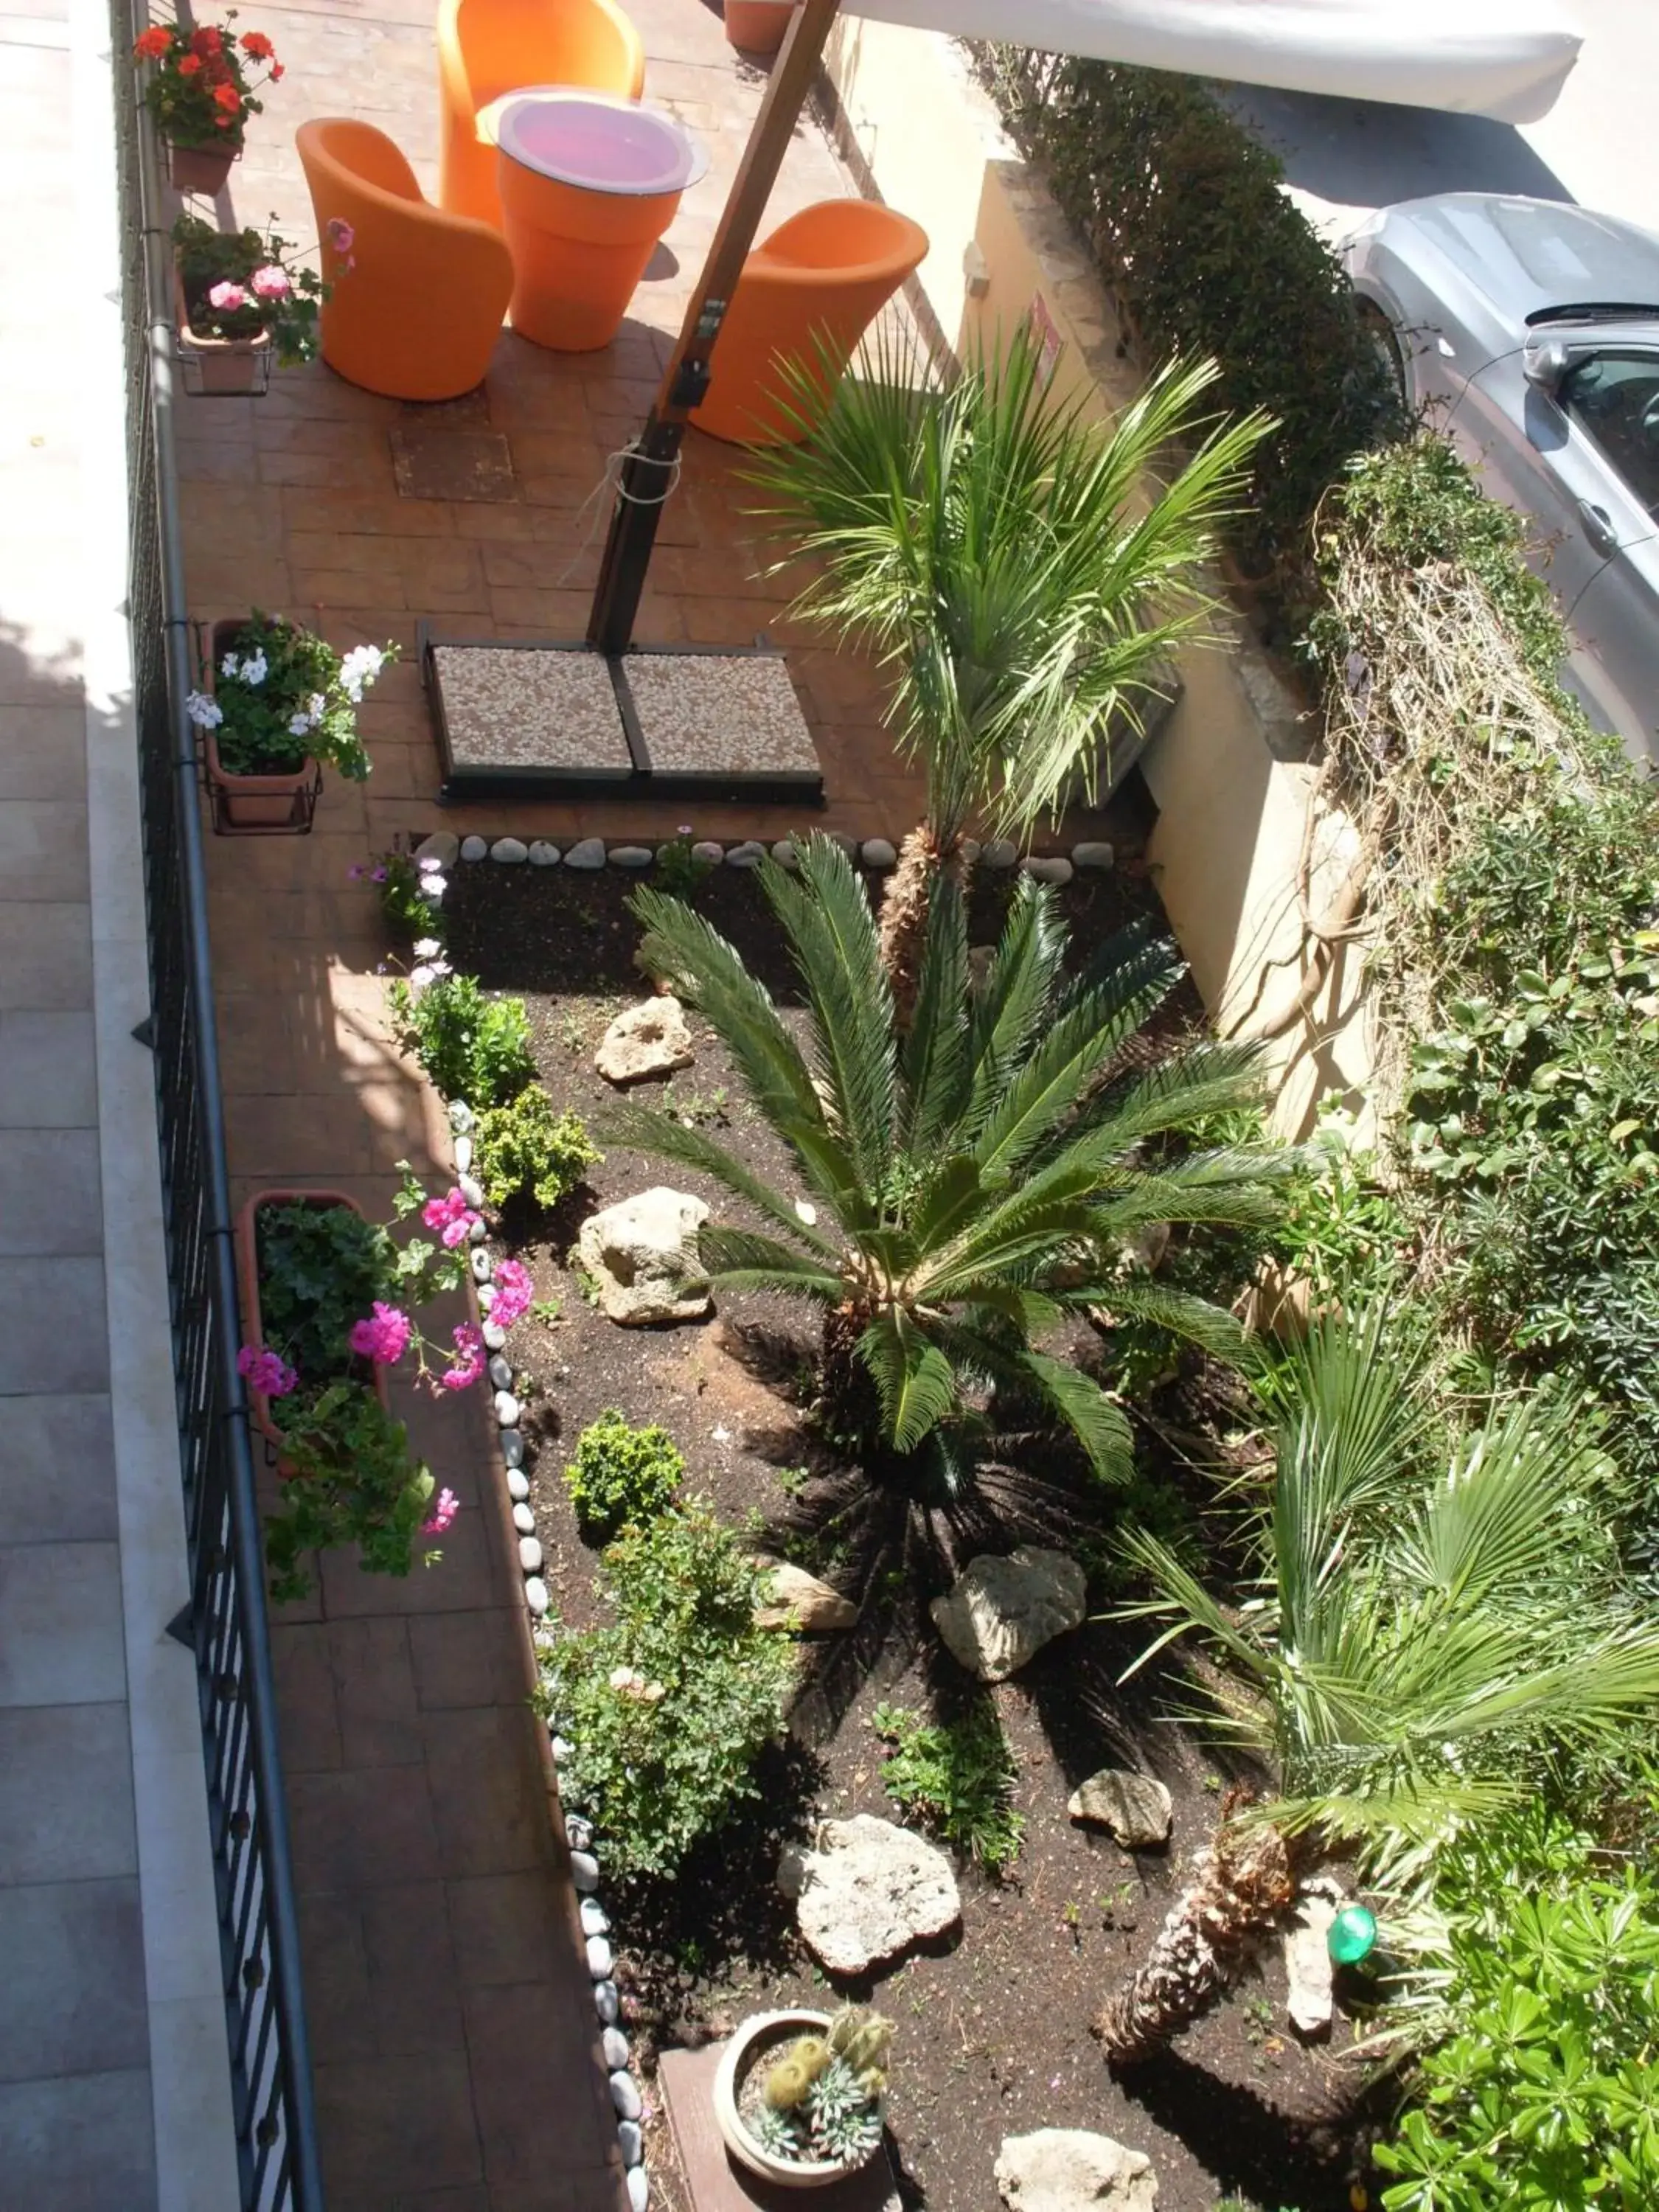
[
  {"x1": 173, "y1": 266, "x2": 272, "y2": 396},
  {"x1": 192, "y1": 613, "x2": 393, "y2": 835},
  {"x1": 234, "y1": 1191, "x2": 392, "y2": 1455},
  {"x1": 166, "y1": 136, "x2": 241, "y2": 194},
  {"x1": 133, "y1": 16, "x2": 281, "y2": 193}
]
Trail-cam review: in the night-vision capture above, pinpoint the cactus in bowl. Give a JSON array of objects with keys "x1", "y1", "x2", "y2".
[{"x1": 743, "y1": 2008, "x2": 892, "y2": 2170}]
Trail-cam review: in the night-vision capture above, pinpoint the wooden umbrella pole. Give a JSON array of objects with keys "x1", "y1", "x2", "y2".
[{"x1": 587, "y1": 0, "x2": 844, "y2": 655}]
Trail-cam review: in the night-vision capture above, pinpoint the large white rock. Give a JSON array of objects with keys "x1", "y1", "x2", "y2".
[
  {"x1": 778, "y1": 1814, "x2": 959, "y2": 1976},
  {"x1": 995, "y1": 2130, "x2": 1158, "y2": 2211},
  {"x1": 577, "y1": 1188, "x2": 711, "y2": 1325},
  {"x1": 753, "y1": 1559, "x2": 858, "y2": 1632},
  {"x1": 1282, "y1": 1878, "x2": 1341, "y2": 2035},
  {"x1": 1067, "y1": 1770, "x2": 1172, "y2": 1847},
  {"x1": 415, "y1": 831, "x2": 459, "y2": 867},
  {"x1": 490, "y1": 836, "x2": 528, "y2": 864},
  {"x1": 565, "y1": 836, "x2": 605, "y2": 869},
  {"x1": 931, "y1": 1547, "x2": 1087, "y2": 1681},
  {"x1": 594, "y1": 996, "x2": 695, "y2": 1087}
]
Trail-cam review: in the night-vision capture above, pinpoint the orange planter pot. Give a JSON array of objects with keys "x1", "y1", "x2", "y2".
[
  {"x1": 167, "y1": 136, "x2": 239, "y2": 193},
  {"x1": 173, "y1": 269, "x2": 272, "y2": 399},
  {"x1": 723, "y1": 1, "x2": 796, "y2": 52},
  {"x1": 234, "y1": 1190, "x2": 392, "y2": 1460},
  {"x1": 493, "y1": 92, "x2": 706, "y2": 352},
  {"x1": 203, "y1": 619, "x2": 321, "y2": 834}
]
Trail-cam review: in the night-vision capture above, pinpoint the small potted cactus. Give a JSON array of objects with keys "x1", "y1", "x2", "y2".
[{"x1": 714, "y1": 2005, "x2": 891, "y2": 2189}]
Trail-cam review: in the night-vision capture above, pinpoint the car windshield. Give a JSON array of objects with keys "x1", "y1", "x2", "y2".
[{"x1": 1559, "y1": 349, "x2": 1659, "y2": 519}]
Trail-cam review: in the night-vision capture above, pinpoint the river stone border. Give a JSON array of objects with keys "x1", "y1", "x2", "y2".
[
  {"x1": 428, "y1": 832, "x2": 1116, "y2": 876},
  {"x1": 445, "y1": 1093, "x2": 650, "y2": 2212}
]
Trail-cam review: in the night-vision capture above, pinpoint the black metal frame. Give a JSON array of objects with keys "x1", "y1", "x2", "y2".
[
  {"x1": 420, "y1": 626, "x2": 827, "y2": 805},
  {"x1": 111, "y1": 5, "x2": 326, "y2": 2208}
]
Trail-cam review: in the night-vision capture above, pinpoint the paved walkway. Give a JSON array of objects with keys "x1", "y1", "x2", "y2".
[{"x1": 0, "y1": 1, "x2": 238, "y2": 2207}]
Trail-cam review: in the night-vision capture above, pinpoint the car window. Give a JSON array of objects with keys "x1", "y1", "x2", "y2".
[{"x1": 1559, "y1": 350, "x2": 1659, "y2": 518}]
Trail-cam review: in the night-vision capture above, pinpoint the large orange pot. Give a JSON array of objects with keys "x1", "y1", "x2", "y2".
[
  {"x1": 724, "y1": 1, "x2": 796, "y2": 52},
  {"x1": 493, "y1": 91, "x2": 706, "y2": 352}
]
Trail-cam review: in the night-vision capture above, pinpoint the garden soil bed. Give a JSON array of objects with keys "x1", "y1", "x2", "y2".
[{"x1": 439, "y1": 847, "x2": 1382, "y2": 2212}]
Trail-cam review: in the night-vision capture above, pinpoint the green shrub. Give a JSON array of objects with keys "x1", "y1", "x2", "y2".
[
  {"x1": 473, "y1": 1087, "x2": 600, "y2": 1211},
  {"x1": 254, "y1": 1200, "x2": 397, "y2": 1379},
  {"x1": 265, "y1": 1381, "x2": 441, "y2": 1604},
  {"x1": 972, "y1": 50, "x2": 1398, "y2": 602},
  {"x1": 872, "y1": 1698, "x2": 1025, "y2": 1874},
  {"x1": 392, "y1": 970, "x2": 534, "y2": 1107},
  {"x1": 538, "y1": 1502, "x2": 793, "y2": 1879},
  {"x1": 1374, "y1": 1810, "x2": 1659, "y2": 2209},
  {"x1": 562, "y1": 1410, "x2": 683, "y2": 1538}
]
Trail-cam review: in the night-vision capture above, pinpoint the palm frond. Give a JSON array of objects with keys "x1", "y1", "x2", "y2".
[
  {"x1": 856, "y1": 1310, "x2": 959, "y2": 1454},
  {"x1": 902, "y1": 871, "x2": 972, "y2": 1151},
  {"x1": 596, "y1": 1104, "x2": 838, "y2": 1257},
  {"x1": 696, "y1": 1226, "x2": 846, "y2": 1307}
]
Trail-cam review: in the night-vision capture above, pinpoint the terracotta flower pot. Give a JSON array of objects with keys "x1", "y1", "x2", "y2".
[
  {"x1": 234, "y1": 1189, "x2": 392, "y2": 1457},
  {"x1": 723, "y1": 1, "x2": 798, "y2": 54},
  {"x1": 713, "y1": 2011, "x2": 884, "y2": 2191},
  {"x1": 167, "y1": 136, "x2": 240, "y2": 194},
  {"x1": 203, "y1": 617, "x2": 321, "y2": 833},
  {"x1": 173, "y1": 268, "x2": 273, "y2": 398}
]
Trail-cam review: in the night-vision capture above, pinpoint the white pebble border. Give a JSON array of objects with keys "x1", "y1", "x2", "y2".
[
  {"x1": 442, "y1": 1088, "x2": 653, "y2": 2208},
  {"x1": 419, "y1": 830, "x2": 1116, "y2": 876}
]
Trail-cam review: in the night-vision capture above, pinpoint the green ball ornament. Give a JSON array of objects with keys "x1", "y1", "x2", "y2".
[{"x1": 1327, "y1": 1903, "x2": 1378, "y2": 1965}]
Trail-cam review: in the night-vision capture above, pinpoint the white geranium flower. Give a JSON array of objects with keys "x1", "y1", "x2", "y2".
[
  {"x1": 288, "y1": 712, "x2": 312, "y2": 737},
  {"x1": 220, "y1": 653, "x2": 239, "y2": 678},
  {"x1": 338, "y1": 644, "x2": 387, "y2": 704},
  {"x1": 412, "y1": 937, "x2": 441, "y2": 959},
  {"x1": 408, "y1": 964, "x2": 435, "y2": 991},
  {"x1": 422, "y1": 874, "x2": 447, "y2": 900},
  {"x1": 306, "y1": 692, "x2": 326, "y2": 728},
  {"x1": 239, "y1": 650, "x2": 268, "y2": 686},
  {"x1": 185, "y1": 691, "x2": 223, "y2": 729}
]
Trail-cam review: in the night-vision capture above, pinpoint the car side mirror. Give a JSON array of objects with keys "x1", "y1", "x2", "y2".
[{"x1": 1523, "y1": 338, "x2": 1570, "y2": 394}]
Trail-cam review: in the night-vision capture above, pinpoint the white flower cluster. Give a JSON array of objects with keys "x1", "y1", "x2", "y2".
[
  {"x1": 417, "y1": 852, "x2": 446, "y2": 903},
  {"x1": 287, "y1": 691, "x2": 328, "y2": 739},
  {"x1": 339, "y1": 643, "x2": 387, "y2": 704},
  {"x1": 221, "y1": 649, "x2": 268, "y2": 686},
  {"x1": 184, "y1": 691, "x2": 223, "y2": 729}
]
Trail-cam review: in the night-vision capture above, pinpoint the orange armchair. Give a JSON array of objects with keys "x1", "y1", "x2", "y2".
[
  {"x1": 691, "y1": 200, "x2": 930, "y2": 448},
  {"x1": 437, "y1": 0, "x2": 646, "y2": 229},
  {"x1": 297, "y1": 119, "x2": 513, "y2": 403}
]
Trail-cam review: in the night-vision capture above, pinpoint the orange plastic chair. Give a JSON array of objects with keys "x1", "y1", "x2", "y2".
[
  {"x1": 297, "y1": 120, "x2": 514, "y2": 403},
  {"x1": 691, "y1": 200, "x2": 930, "y2": 448},
  {"x1": 437, "y1": 0, "x2": 646, "y2": 229}
]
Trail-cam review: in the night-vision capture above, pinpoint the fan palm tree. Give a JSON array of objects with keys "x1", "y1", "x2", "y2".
[
  {"x1": 606, "y1": 834, "x2": 1287, "y2": 1498},
  {"x1": 748, "y1": 328, "x2": 1273, "y2": 1002},
  {"x1": 1096, "y1": 1310, "x2": 1659, "y2": 2061}
]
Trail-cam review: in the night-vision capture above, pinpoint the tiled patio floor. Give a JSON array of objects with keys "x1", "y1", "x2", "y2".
[{"x1": 184, "y1": 4, "x2": 945, "y2": 2208}]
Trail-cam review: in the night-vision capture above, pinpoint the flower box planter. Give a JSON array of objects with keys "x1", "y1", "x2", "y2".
[
  {"x1": 713, "y1": 2011, "x2": 884, "y2": 2191},
  {"x1": 723, "y1": 1, "x2": 798, "y2": 54},
  {"x1": 234, "y1": 1189, "x2": 391, "y2": 1457},
  {"x1": 173, "y1": 267, "x2": 273, "y2": 398},
  {"x1": 166, "y1": 136, "x2": 240, "y2": 195},
  {"x1": 202, "y1": 618, "x2": 322, "y2": 833}
]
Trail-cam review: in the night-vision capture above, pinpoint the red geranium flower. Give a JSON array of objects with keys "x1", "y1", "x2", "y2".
[
  {"x1": 177, "y1": 51, "x2": 203, "y2": 74},
  {"x1": 132, "y1": 24, "x2": 172, "y2": 58},
  {"x1": 189, "y1": 24, "x2": 223, "y2": 53},
  {"x1": 212, "y1": 80, "x2": 241, "y2": 111},
  {"x1": 239, "y1": 29, "x2": 274, "y2": 57},
  {"x1": 268, "y1": 60, "x2": 283, "y2": 78}
]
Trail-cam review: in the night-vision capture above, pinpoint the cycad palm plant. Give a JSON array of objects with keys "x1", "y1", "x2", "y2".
[
  {"x1": 608, "y1": 834, "x2": 1287, "y2": 1497},
  {"x1": 1097, "y1": 1310, "x2": 1659, "y2": 2060},
  {"x1": 748, "y1": 328, "x2": 1273, "y2": 998}
]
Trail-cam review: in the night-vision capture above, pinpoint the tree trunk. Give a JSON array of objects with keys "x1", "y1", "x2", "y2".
[
  {"x1": 1093, "y1": 1816, "x2": 1295, "y2": 2063},
  {"x1": 876, "y1": 821, "x2": 949, "y2": 1025}
]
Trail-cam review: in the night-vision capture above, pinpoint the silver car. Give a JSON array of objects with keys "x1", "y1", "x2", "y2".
[{"x1": 1343, "y1": 192, "x2": 1659, "y2": 756}]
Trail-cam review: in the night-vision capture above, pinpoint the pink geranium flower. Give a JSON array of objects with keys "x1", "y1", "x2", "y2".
[
  {"x1": 422, "y1": 1486, "x2": 460, "y2": 1536},
  {"x1": 440, "y1": 1323, "x2": 485, "y2": 1391},
  {"x1": 490, "y1": 1257, "x2": 534, "y2": 1332},
  {"x1": 348, "y1": 1301, "x2": 412, "y2": 1366},
  {"x1": 327, "y1": 217, "x2": 355, "y2": 254},
  {"x1": 248, "y1": 264, "x2": 291, "y2": 301},
  {"x1": 422, "y1": 1186, "x2": 481, "y2": 1249},
  {"x1": 208, "y1": 279, "x2": 248, "y2": 312},
  {"x1": 237, "y1": 1343, "x2": 297, "y2": 1397}
]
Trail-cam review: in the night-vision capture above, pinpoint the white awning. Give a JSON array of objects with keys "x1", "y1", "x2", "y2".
[{"x1": 848, "y1": 0, "x2": 1584, "y2": 124}]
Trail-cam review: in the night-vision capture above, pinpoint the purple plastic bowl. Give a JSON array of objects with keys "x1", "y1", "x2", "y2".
[{"x1": 496, "y1": 93, "x2": 708, "y2": 196}]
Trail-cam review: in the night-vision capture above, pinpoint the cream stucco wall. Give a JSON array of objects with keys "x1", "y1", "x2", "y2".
[{"x1": 822, "y1": 25, "x2": 1376, "y2": 1138}]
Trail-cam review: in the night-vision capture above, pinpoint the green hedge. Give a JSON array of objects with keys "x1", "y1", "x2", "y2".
[{"x1": 973, "y1": 50, "x2": 1398, "y2": 611}]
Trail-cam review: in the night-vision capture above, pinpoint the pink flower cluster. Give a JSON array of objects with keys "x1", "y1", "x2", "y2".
[
  {"x1": 421, "y1": 1486, "x2": 460, "y2": 1537},
  {"x1": 489, "y1": 1257, "x2": 534, "y2": 1331},
  {"x1": 348, "y1": 1301, "x2": 411, "y2": 1366},
  {"x1": 422, "y1": 1186, "x2": 481, "y2": 1250},
  {"x1": 441, "y1": 1323, "x2": 485, "y2": 1391},
  {"x1": 237, "y1": 1343, "x2": 296, "y2": 1397}
]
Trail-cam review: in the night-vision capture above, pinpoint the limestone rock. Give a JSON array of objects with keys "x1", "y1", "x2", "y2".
[
  {"x1": 1283, "y1": 1878, "x2": 1341, "y2": 2035},
  {"x1": 1067, "y1": 1770, "x2": 1172, "y2": 1847},
  {"x1": 860, "y1": 837, "x2": 897, "y2": 869},
  {"x1": 594, "y1": 996, "x2": 695, "y2": 1087},
  {"x1": 753, "y1": 1559, "x2": 858, "y2": 1632},
  {"x1": 415, "y1": 831, "x2": 459, "y2": 868},
  {"x1": 490, "y1": 836, "x2": 527, "y2": 864},
  {"x1": 981, "y1": 838, "x2": 1019, "y2": 870},
  {"x1": 577, "y1": 1188, "x2": 711, "y2": 1325},
  {"x1": 565, "y1": 836, "x2": 605, "y2": 870},
  {"x1": 459, "y1": 835, "x2": 488, "y2": 862},
  {"x1": 609, "y1": 844, "x2": 653, "y2": 869},
  {"x1": 931, "y1": 1547, "x2": 1086, "y2": 1681},
  {"x1": 1072, "y1": 841, "x2": 1116, "y2": 871},
  {"x1": 995, "y1": 2129, "x2": 1158, "y2": 2211},
  {"x1": 782, "y1": 1813, "x2": 960, "y2": 1975},
  {"x1": 1023, "y1": 855, "x2": 1074, "y2": 887},
  {"x1": 528, "y1": 839, "x2": 560, "y2": 866}
]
